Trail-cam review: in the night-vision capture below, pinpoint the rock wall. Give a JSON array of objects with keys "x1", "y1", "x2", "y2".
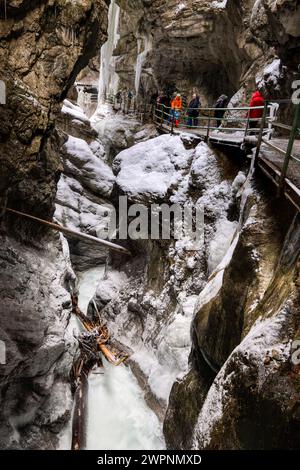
[
  {"x1": 0, "y1": 0, "x2": 109, "y2": 449},
  {"x1": 112, "y1": 0, "x2": 300, "y2": 105},
  {"x1": 0, "y1": 0, "x2": 108, "y2": 219},
  {"x1": 164, "y1": 186, "x2": 300, "y2": 449}
]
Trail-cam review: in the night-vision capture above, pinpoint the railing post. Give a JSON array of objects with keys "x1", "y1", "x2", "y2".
[
  {"x1": 160, "y1": 104, "x2": 164, "y2": 129},
  {"x1": 171, "y1": 111, "x2": 174, "y2": 135},
  {"x1": 206, "y1": 112, "x2": 211, "y2": 142},
  {"x1": 278, "y1": 102, "x2": 300, "y2": 194},
  {"x1": 244, "y1": 112, "x2": 250, "y2": 142},
  {"x1": 253, "y1": 101, "x2": 269, "y2": 167}
]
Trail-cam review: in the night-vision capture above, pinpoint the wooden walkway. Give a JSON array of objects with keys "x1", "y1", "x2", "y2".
[
  {"x1": 259, "y1": 139, "x2": 300, "y2": 188},
  {"x1": 258, "y1": 139, "x2": 300, "y2": 210},
  {"x1": 160, "y1": 123, "x2": 253, "y2": 147}
]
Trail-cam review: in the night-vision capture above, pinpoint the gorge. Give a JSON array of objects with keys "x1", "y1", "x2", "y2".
[{"x1": 0, "y1": 0, "x2": 300, "y2": 452}]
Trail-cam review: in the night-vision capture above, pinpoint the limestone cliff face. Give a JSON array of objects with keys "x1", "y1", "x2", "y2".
[
  {"x1": 113, "y1": 0, "x2": 300, "y2": 104},
  {"x1": 0, "y1": 0, "x2": 108, "y2": 219},
  {"x1": 164, "y1": 190, "x2": 300, "y2": 450},
  {"x1": 0, "y1": 0, "x2": 108, "y2": 449}
]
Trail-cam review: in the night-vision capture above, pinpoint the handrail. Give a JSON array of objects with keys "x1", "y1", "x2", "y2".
[
  {"x1": 155, "y1": 103, "x2": 266, "y2": 113},
  {"x1": 278, "y1": 102, "x2": 300, "y2": 192},
  {"x1": 154, "y1": 102, "x2": 271, "y2": 139},
  {"x1": 155, "y1": 96, "x2": 299, "y2": 209}
]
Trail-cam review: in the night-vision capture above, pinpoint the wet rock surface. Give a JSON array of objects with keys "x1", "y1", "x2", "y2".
[
  {"x1": 167, "y1": 196, "x2": 300, "y2": 449},
  {"x1": 114, "y1": 0, "x2": 300, "y2": 103},
  {"x1": 0, "y1": 0, "x2": 109, "y2": 449},
  {"x1": 0, "y1": 233, "x2": 76, "y2": 449},
  {"x1": 0, "y1": 0, "x2": 108, "y2": 218}
]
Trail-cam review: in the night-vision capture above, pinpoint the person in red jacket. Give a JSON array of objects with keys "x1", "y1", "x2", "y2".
[{"x1": 249, "y1": 90, "x2": 265, "y2": 130}]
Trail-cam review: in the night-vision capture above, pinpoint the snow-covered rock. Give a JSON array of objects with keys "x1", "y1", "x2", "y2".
[
  {"x1": 90, "y1": 135, "x2": 245, "y2": 407},
  {"x1": 92, "y1": 112, "x2": 158, "y2": 162},
  {"x1": 62, "y1": 99, "x2": 91, "y2": 126},
  {"x1": 0, "y1": 233, "x2": 77, "y2": 449},
  {"x1": 62, "y1": 135, "x2": 115, "y2": 198},
  {"x1": 114, "y1": 134, "x2": 193, "y2": 203},
  {"x1": 55, "y1": 175, "x2": 114, "y2": 270}
]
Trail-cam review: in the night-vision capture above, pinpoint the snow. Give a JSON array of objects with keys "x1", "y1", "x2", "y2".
[
  {"x1": 94, "y1": 269, "x2": 128, "y2": 306},
  {"x1": 175, "y1": 2, "x2": 186, "y2": 15},
  {"x1": 211, "y1": 0, "x2": 228, "y2": 9},
  {"x1": 95, "y1": 136, "x2": 246, "y2": 404},
  {"x1": 128, "y1": 293, "x2": 199, "y2": 402},
  {"x1": 62, "y1": 99, "x2": 90, "y2": 125},
  {"x1": 191, "y1": 144, "x2": 233, "y2": 219},
  {"x1": 194, "y1": 233, "x2": 239, "y2": 314},
  {"x1": 207, "y1": 219, "x2": 238, "y2": 275},
  {"x1": 256, "y1": 59, "x2": 282, "y2": 91},
  {"x1": 63, "y1": 135, "x2": 115, "y2": 197},
  {"x1": 231, "y1": 171, "x2": 247, "y2": 194},
  {"x1": 191, "y1": 142, "x2": 227, "y2": 196},
  {"x1": 114, "y1": 134, "x2": 193, "y2": 202}
]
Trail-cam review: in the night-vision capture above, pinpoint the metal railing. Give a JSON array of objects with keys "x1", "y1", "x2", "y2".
[
  {"x1": 153, "y1": 103, "x2": 276, "y2": 142},
  {"x1": 105, "y1": 93, "x2": 151, "y2": 123},
  {"x1": 253, "y1": 100, "x2": 300, "y2": 195}
]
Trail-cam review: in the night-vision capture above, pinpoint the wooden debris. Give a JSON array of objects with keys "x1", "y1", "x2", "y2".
[
  {"x1": 70, "y1": 291, "x2": 129, "y2": 450},
  {"x1": 71, "y1": 292, "x2": 129, "y2": 366}
]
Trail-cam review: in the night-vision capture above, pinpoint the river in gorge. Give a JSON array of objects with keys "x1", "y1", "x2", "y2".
[{"x1": 60, "y1": 266, "x2": 165, "y2": 450}]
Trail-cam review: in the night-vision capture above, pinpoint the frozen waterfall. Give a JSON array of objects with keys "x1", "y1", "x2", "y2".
[
  {"x1": 135, "y1": 35, "x2": 152, "y2": 96},
  {"x1": 98, "y1": 0, "x2": 120, "y2": 104}
]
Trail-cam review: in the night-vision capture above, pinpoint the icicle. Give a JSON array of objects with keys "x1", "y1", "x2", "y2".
[
  {"x1": 98, "y1": 0, "x2": 120, "y2": 104},
  {"x1": 250, "y1": 0, "x2": 263, "y2": 24},
  {"x1": 134, "y1": 34, "x2": 152, "y2": 97}
]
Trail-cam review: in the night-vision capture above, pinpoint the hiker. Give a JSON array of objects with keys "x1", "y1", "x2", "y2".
[
  {"x1": 249, "y1": 90, "x2": 265, "y2": 130},
  {"x1": 187, "y1": 94, "x2": 201, "y2": 127},
  {"x1": 170, "y1": 93, "x2": 183, "y2": 127},
  {"x1": 116, "y1": 91, "x2": 122, "y2": 102},
  {"x1": 156, "y1": 91, "x2": 168, "y2": 121},
  {"x1": 150, "y1": 91, "x2": 159, "y2": 106},
  {"x1": 127, "y1": 90, "x2": 133, "y2": 112},
  {"x1": 214, "y1": 94, "x2": 228, "y2": 127}
]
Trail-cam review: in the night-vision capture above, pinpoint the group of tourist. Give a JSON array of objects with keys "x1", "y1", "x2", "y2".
[{"x1": 155, "y1": 89, "x2": 265, "y2": 130}]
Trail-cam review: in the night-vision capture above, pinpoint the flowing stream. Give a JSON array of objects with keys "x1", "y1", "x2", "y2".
[{"x1": 67, "y1": 266, "x2": 165, "y2": 450}]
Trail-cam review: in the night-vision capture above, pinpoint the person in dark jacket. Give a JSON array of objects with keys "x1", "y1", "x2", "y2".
[
  {"x1": 187, "y1": 94, "x2": 201, "y2": 127},
  {"x1": 156, "y1": 91, "x2": 169, "y2": 121},
  {"x1": 214, "y1": 94, "x2": 228, "y2": 127}
]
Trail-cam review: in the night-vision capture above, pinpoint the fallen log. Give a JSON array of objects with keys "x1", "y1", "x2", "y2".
[
  {"x1": 70, "y1": 288, "x2": 129, "y2": 450},
  {"x1": 71, "y1": 292, "x2": 129, "y2": 366},
  {"x1": 3, "y1": 207, "x2": 131, "y2": 256}
]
